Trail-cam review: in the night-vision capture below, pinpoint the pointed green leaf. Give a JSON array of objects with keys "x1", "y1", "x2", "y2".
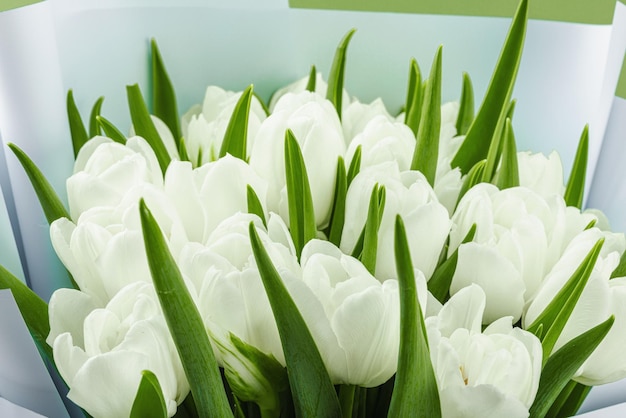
[
  {"x1": 359, "y1": 185, "x2": 386, "y2": 276},
  {"x1": 284, "y1": 129, "x2": 317, "y2": 258},
  {"x1": 493, "y1": 118, "x2": 520, "y2": 189},
  {"x1": 326, "y1": 29, "x2": 356, "y2": 119},
  {"x1": 388, "y1": 216, "x2": 441, "y2": 418},
  {"x1": 410, "y1": 46, "x2": 443, "y2": 186},
  {"x1": 247, "y1": 185, "x2": 267, "y2": 227},
  {"x1": 428, "y1": 224, "x2": 476, "y2": 303},
  {"x1": 526, "y1": 239, "x2": 604, "y2": 360},
  {"x1": 451, "y1": 0, "x2": 528, "y2": 173},
  {"x1": 88, "y1": 96, "x2": 105, "y2": 138},
  {"x1": 455, "y1": 72, "x2": 474, "y2": 136},
  {"x1": 8, "y1": 143, "x2": 70, "y2": 223},
  {"x1": 96, "y1": 116, "x2": 127, "y2": 145},
  {"x1": 130, "y1": 370, "x2": 167, "y2": 418},
  {"x1": 67, "y1": 89, "x2": 89, "y2": 158},
  {"x1": 545, "y1": 380, "x2": 590, "y2": 418},
  {"x1": 482, "y1": 99, "x2": 517, "y2": 182},
  {"x1": 346, "y1": 145, "x2": 362, "y2": 186},
  {"x1": 252, "y1": 92, "x2": 270, "y2": 117},
  {"x1": 327, "y1": 157, "x2": 348, "y2": 247},
  {"x1": 220, "y1": 85, "x2": 253, "y2": 161},
  {"x1": 306, "y1": 65, "x2": 317, "y2": 92},
  {"x1": 248, "y1": 223, "x2": 341, "y2": 418},
  {"x1": 127, "y1": 84, "x2": 171, "y2": 174},
  {"x1": 151, "y1": 39, "x2": 181, "y2": 143},
  {"x1": 455, "y1": 159, "x2": 487, "y2": 208},
  {"x1": 529, "y1": 316, "x2": 614, "y2": 418},
  {"x1": 564, "y1": 125, "x2": 589, "y2": 209},
  {"x1": 611, "y1": 251, "x2": 626, "y2": 279},
  {"x1": 404, "y1": 58, "x2": 422, "y2": 135},
  {"x1": 139, "y1": 200, "x2": 233, "y2": 418},
  {"x1": 0, "y1": 264, "x2": 52, "y2": 364}
]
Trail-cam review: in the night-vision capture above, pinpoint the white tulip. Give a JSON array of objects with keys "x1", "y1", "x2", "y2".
[
  {"x1": 517, "y1": 151, "x2": 565, "y2": 199},
  {"x1": 129, "y1": 115, "x2": 180, "y2": 160},
  {"x1": 47, "y1": 282, "x2": 189, "y2": 418},
  {"x1": 342, "y1": 98, "x2": 394, "y2": 144},
  {"x1": 449, "y1": 183, "x2": 596, "y2": 323},
  {"x1": 268, "y1": 72, "x2": 351, "y2": 114},
  {"x1": 249, "y1": 91, "x2": 346, "y2": 228},
  {"x1": 523, "y1": 228, "x2": 626, "y2": 384},
  {"x1": 67, "y1": 136, "x2": 162, "y2": 221},
  {"x1": 426, "y1": 285, "x2": 542, "y2": 418},
  {"x1": 181, "y1": 86, "x2": 267, "y2": 166},
  {"x1": 340, "y1": 162, "x2": 451, "y2": 281},
  {"x1": 164, "y1": 156, "x2": 268, "y2": 244}
]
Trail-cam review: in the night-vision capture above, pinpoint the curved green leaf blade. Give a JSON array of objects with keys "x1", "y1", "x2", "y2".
[
  {"x1": 455, "y1": 159, "x2": 486, "y2": 208},
  {"x1": 564, "y1": 125, "x2": 589, "y2": 209},
  {"x1": 220, "y1": 85, "x2": 253, "y2": 161},
  {"x1": 404, "y1": 58, "x2": 422, "y2": 135},
  {"x1": 611, "y1": 251, "x2": 626, "y2": 279},
  {"x1": 139, "y1": 200, "x2": 233, "y2": 418},
  {"x1": 67, "y1": 89, "x2": 89, "y2": 158},
  {"x1": 428, "y1": 224, "x2": 476, "y2": 303},
  {"x1": 284, "y1": 129, "x2": 316, "y2": 258},
  {"x1": 360, "y1": 184, "x2": 385, "y2": 275},
  {"x1": 451, "y1": 0, "x2": 528, "y2": 174},
  {"x1": 131, "y1": 370, "x2": 167, "y2": 418},
  {"x1": 246, "y1": 184, "x2": 267, "y2": 227},
  {"x1": 96, "y1": 116, "x2": 127, "y2": 144},
  {"x1": 493, "y1": 118, "x2": 520, "y2": 189},
  {"x1": 327, "y1": 157, "x2": 347, "y2": 247},
  {"x1": 127, "y1": 84, "x2": 171, "y2": 174},
  {"x1": 527, "y1": 239, "x2": 604, "y2": 360},
  {"x1": 151, "y1": 39, "x2": 181, "y2": 143},
  {"x1": 545, "y1": 380, "x2": 590, "y2": 418},
  {"x1": 346, "y1": 145, "x2": 362, "y2": 186},
  {"x1": 410, "y1": 46, "x2": 443, "y2": 186},
  {"x1": 326, "y1": 29, "x2": 356, "y2": 119},
  {"x1": 455, "y1": 72, "x2": 474, "y2": 136},
  {"x1": 0, "y1": 264, "x2": 52, "y2": 363},
  {"x1": 529, "y1": 316, "x2": 614, "y2": 418},
  {"x1": 482, "y1": 99, "x2": 516, "y2": 182},
  {"x1": 306, "y1": 65, "x2": 317, "y2": 92},
  {"x1": 248, "y1": 222, "x2": 341, "y2": 418},
  {"x1": 88, "y1": 96, "x2": 105, "y2": 138},
  {"x1": 388, "y1": 216, "x2": 441, "y2": 418},
  {"x1": 8, "y1": 143, "x2": 70, "y2": 223}
]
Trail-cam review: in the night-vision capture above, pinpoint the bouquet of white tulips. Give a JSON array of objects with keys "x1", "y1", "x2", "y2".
[{"x1": 2, "y1": 0, "x2": 626, "y2": 417}]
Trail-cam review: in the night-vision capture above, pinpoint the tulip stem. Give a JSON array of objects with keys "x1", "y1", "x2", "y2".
[{"x1": 339, "y1": 385, "x2": 356, "y2": 418}]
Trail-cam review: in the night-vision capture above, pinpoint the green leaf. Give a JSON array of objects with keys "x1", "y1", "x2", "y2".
[
  {"x1": 96, "y1": 116, "x2": 127, "y2": 144},
  {"x1": 338, "y1": 385, "x2": 355, "y2": 418},
  {"x1": 151, "y1": 39, "x2": 181, "y2": 143},
  {"x1": 564, "y1": 125, "x2": 589, "y2": 209},
  {"x1": 428, "y1": 224, "x2": 476, "y2": 303},
  {"x1": 248, "y1": 222, "x2": 341, "y2": 418},
  {"x1": 306, "y1": 65, "x2": 317, "y2": 92},
  {"x1": 284, "y1": 129, "x2": 317, "y2": 258},
  {"x1": 327, "y1": 157, "x2": 348, "y2": 247},
  {"x1": 455, "y1": 159, "x2": 486, "y2": 208},
  {"x1": 326, "y1": 29, "x2": 356, "y2": 119},
  {"x1": 388, "y1": 216, "x2": 441, "y2": 418},
  {"x1": 220, "y1": 85, "x2": 253, "y2": 161},
  {"x1": 545, "y1": 381, "x2": 590, "y2": 418},
  {"x1": 247, "y1": 185, "x2": 267, "y2": 227},
  {"x1": 253, "y1": 92, "x2": 270, "y2": 117},
  {"x1": 8, "y1": 143, "x2": 70, "y2": 223},
  {"x1": 0, "y1": 264, "x2": 52, "y2": 364},
  {"x1": 410, "y1": 46, "x2": 443, "y2": 187},
  {"x1": 404, "y1": 58, "x2": 422, "y2": 135},
  {"x1": 130, "y1": 370, "x2": 168, "y2": 418},
  {"x1": 346, "y1": 145, "x2": 362, "y2": 186},
  {"x1": 127, "y1": 84, "x2": 171, "y2": 174},
  {"x1": 67, "y1": 89, "x2": 89, "y2": 158},
  {"x1": 482, "y1": 99, "x2": 516, "y2": 183},
  {"x1": 88, "y1": 96, "x2": 105, "y2": 138},
  {"x1": 455, "y1": 72, "x2": 474, "y2": 136},
  {"x1": 139, "y1": 200, "x2": 233, "y2": 418},
  {"x1": 451, "y1": 0, "x2": 528, "y2": 174},
  {"x1": 526, "y1": 239, "x2": 604, "y2": 360},
  {"x1": 611, "y1": 250, "x2": 626, "y2": 279},
  {"x1": 178, "y1": 137, "x2": 190, "y2": 163},
  {"x1": 493, "y1": 118, "x2": 520, "y2": 189},
  {"x1": 529, "y1": 316, "x2": 614, "y2": 418},
  {"x1": 360, "y1": 185, "x2": 385, "y2": 275}
]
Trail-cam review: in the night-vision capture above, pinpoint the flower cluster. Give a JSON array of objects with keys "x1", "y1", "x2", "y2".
[{"x1": 4, "y1": 1, "x2": 626, "y2": 417}]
